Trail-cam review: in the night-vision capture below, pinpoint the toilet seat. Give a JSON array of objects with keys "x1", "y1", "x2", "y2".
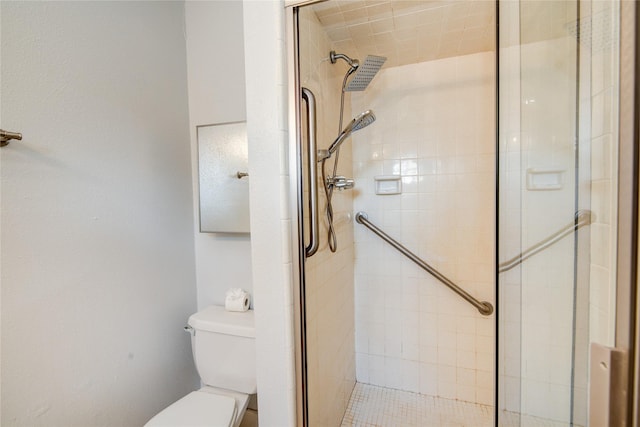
[
  {"x1": 199, "y1": 386, "x2": 251, "y2": 424},
  {"x1": 144, "y1": 391, "x2": 237, "y2": 427}
]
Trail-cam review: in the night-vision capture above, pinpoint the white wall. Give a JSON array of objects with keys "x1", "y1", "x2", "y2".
[
  {"x1": 1, "y1": 2, "x2": 199, "y2": 426},
  {"x1": 243, "y1": 1, "x2": 297, "y2": 425},
  {"x1": 184, "y1": 0, "x2": 253, "y2": 310}
]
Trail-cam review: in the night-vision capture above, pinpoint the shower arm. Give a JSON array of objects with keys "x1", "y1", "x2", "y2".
[{"x1": 330, "y1": 51, "x2": 359, "y2": 69}]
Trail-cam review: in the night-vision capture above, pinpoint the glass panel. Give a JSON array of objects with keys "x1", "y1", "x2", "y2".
[
  {"x1": 297, "y1": 6, "x2": 357, "y2": 426},
  {"x1": 296, "y1": 0, "x2": 621, "y2": 424},
  {"x1": 498, "y1": 0, "x2": 620, "y2": 425},
  {"x1": 296, "y1": 1, "x2": 497, "y2": 425}
]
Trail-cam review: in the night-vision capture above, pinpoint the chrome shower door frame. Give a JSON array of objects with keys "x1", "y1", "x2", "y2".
[
  {"x1": 617, "y1": 1, "x2": 639, "y2": 424},
  {"x1": 284, "y1": 2, "x2": 324, "y2": 426}
]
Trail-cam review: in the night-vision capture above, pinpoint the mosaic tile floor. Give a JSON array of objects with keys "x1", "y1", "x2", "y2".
[
  {"x1": 499, "y1": 412, "x2": 581, "y2": 427},
  {"x1": 340, "y1": 383, "x2": 493, "y2": 427},
  {"x1": 340, "y1": 383, "x2": 578, "y2": 427}
]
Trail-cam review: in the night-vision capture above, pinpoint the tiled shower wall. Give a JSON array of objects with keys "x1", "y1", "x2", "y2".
[
  {"x1": 299, "y1": 8, "x2": 356, "y2": 427},
  {"x1": 351, "y1": 51, "x2": 496, "y2": 406}
]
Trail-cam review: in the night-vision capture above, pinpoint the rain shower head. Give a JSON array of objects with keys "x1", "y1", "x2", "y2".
[
  {"x1": 330, "y1": 51, "x2": 387, "y2": 92},
  {"x1": 345, "y1": 55, "x2": 386, "y2": 91},
  {"x1": 322, "y1": 110, "x2": 376, "y2": 159}
]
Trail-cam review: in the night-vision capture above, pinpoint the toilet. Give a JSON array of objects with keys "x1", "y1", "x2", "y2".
[{"x1": 145, "y1": 305, "x2": 256, "y2": 427}]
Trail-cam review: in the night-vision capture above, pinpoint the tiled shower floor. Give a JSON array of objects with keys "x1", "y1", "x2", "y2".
[
  {"x1": 340, "y1": 382, "x2": 493, "y2": 427},
  {"x1": 340, "y1": 383, "x2": 577, "y2": 427}
]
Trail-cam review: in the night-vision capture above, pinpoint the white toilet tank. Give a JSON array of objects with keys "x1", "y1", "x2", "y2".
[{"x1": 188, "y1": 305, "x2": 256, "y2": 394}]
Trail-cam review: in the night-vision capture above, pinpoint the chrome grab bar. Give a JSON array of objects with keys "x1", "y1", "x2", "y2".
[
  {"x1": 498, "y1": 209, "x2": 592, "y2": 273},
  {"x1": 302, "y1": 88, "x2": 319, "y2": 257},
  {"x1": 355, "y1": 212, "x2": 494, "y2": 316}
]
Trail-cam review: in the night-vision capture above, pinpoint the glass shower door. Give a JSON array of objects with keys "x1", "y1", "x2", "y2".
[
  {"x1": 291, "y1": 1, "x2": 498, "y2": 425},
  {"x1": 498, "y1": 0, "x2": 621, "y2": 425}
]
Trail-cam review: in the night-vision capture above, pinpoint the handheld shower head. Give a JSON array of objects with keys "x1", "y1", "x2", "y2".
[{"x1": 322, "y1": 110, "x2": 376, "y2": 159}]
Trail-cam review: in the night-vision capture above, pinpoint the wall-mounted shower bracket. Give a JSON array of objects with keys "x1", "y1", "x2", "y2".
[{"x1": 327, "y1": 176, "x2": 354, "y2": 191}]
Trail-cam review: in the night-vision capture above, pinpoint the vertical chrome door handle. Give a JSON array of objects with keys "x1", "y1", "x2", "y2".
[{"x1": 302, "y1": 88, "x2": 319, "y2": 257}]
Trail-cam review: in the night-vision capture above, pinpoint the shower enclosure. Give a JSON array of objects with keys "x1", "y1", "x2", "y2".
[{"x1": 286, "y1": 0, "x2": 636, "y2": 425}]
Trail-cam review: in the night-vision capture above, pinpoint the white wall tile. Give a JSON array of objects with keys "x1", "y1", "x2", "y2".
[{"x1": 351, "y1": 50, "x2": 495, "y2": 408}]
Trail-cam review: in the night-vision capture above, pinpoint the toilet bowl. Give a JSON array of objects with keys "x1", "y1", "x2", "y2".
[{"x1": 144, "y1": 306, "x2": 256, "y2": 427}]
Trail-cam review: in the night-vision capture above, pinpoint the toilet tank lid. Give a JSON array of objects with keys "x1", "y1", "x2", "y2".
[{"x1": 188, "y1": 305, "x2": 255, "y2": 338}]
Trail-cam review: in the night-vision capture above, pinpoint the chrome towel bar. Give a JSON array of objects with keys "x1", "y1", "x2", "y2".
[
  {"x1": 1, "y1": 129, "x2": 22, "y2": 147},
  {"x1": 355, "y1": 212, "x2": 493, "y2": 316},
  {"x1": 498, "y1": 210, "x2": 592, "y2": 273}
]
